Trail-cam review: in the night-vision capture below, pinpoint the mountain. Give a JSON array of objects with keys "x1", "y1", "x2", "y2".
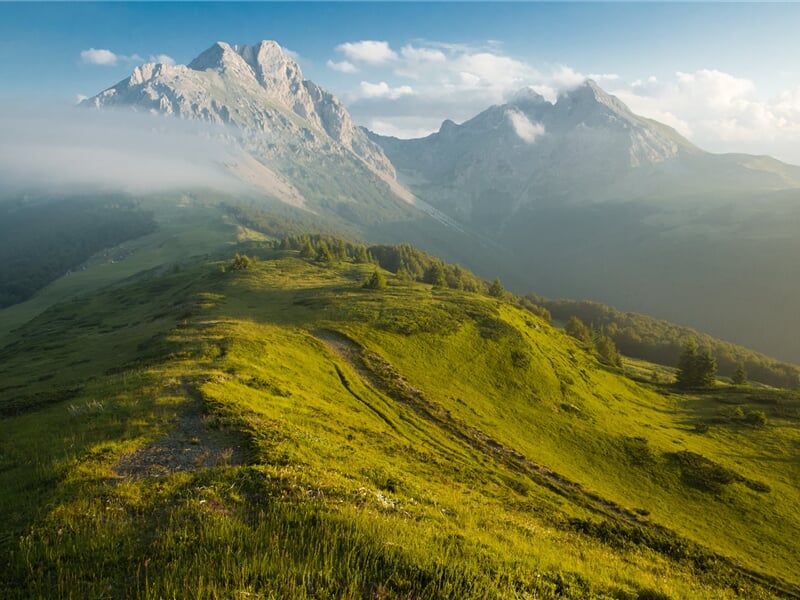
[
  {"x1": 82, "y1": 41, "x2": 417, "y2": 225},
  {"x1": 371, "y1": 80, "x2": 800, "y2": 226},
  {"x1": 370, "y1": 82, "x2": 800, "y2": 363},
  {"x1": 2, "y1": 241, "x2": 800, "y2": 598}
]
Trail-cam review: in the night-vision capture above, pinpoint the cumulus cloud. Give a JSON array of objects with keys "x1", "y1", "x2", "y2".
[
  {"x1": 339, "y1": 39, "x2": 549, "y2": 136},
  {"x1": 505, "y1": 109, "x2": 545, "y2": 144},
  {"x1": 336, "y1": 40, "x2": 398, "y2": 65},
  {"x1": 607, "y1": 69, "x2": 800, "y2": 162},
  {"x1": 150, "y1": 54, "x2": 176, "y2": 67},
  {"x1": 80, "y1": 48, "x2": 119, "y2": 66},
  {"x1": 400, "y1": 45, "x2": 446, "y2": 63},
  {"x1": 367, "y1": 118, "x2": 440, "y2": 140},
  {"x1": 327, "y1": 59, "x2": 358, "y2": 74},
  {"x1": 81, "y1": 48, "x2": 174, "y2": 68},
  {"x1": 0, "y1": 103, "x2": 248, "y2": 194},
  {"x1": 359, "y1": 81, "x2": 414, "y2": 100}
]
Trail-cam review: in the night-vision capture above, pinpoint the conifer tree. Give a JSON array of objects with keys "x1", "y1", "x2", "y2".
[
  {"x1": 363, "y1": 269, "x2": 387, "y2": 290},
  {"x1": 299, "y1": 239, "x2": 315, "y2": 259},
  {"x1": 565, "y1": 316, "x2": 592, "y2": 347},
  {"x1": 315, "y1": 241, "x2": 334, "y2": 264},
  {"x1": 230, "y1": 253, "x2": 252, "y2": 271},
  {"x1": 676, "y1": 339, "x2": 716, "y2": 388},
  {"x1": 488, "y1": 278, "x2": 505, "y2": 298},
  {"x1": 732, "y1": 362, "x2": 747, "y2": 385},
  {"x1": 676, "y1": 339, "x2": 699, "y2": 388},
  {"x1": 353, "y1": 244, "x2": 369, "y2": 264},
  {"x1": 424, "y1": 262, "x2": 446, "y2": 287},
  {"x1": 696, "y1": 350, "x2": 717, "y2": 388}
]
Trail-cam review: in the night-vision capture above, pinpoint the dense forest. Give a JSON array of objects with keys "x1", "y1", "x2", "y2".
[
  {"x1": 0, "y1": 197, "x2": 156, "y2": 308},
  {"x1": 535, "y1": 297, "x2": 800, "y2": 388}
]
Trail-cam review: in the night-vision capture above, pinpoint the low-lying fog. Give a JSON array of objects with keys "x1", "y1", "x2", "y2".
[{"x1": 0, "y1": 103, "x2": 248, "y2": 195}]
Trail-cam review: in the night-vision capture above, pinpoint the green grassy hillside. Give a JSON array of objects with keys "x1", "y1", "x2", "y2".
[{"x1": 1, "y1": 246, "x2": 799, "y2": 599}]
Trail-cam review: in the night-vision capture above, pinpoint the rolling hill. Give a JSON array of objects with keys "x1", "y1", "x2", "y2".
[{"x1": 2, "y1": 241, "x2": 799, "y2": 598}]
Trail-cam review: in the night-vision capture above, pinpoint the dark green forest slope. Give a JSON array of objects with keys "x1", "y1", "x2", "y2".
[{"x1": 0, "y1": 197, "x2": 155, "y2": 307}]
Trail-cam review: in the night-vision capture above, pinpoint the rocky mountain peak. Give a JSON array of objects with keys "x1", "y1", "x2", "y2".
[
  {"x1": 82, "y1": 39, "x2": 400, "y2": 192},
  {"x1": 187, "y1": 41, "x2": 242, "y2": 72},
  {"x1": 232, "y1": 41, "x2": 305, "y2": 99},
  {"x1": 507, "y1": 87, "x2": 547, "y2": 111},
  {"x1": 557, "y1": 79, "x2": 633, "y2": 117}
]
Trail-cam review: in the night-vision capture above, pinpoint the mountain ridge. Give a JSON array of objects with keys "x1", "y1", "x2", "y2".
[{"x1": 82, "y1": 40, "x2": 410, "y2": 220}]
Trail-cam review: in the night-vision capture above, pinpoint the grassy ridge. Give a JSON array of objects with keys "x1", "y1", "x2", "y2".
[{"x1": 1, "y1": 247, "x2": 799, "y2": 598}]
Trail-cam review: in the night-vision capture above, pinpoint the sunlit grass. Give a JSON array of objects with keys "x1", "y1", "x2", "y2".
[{"x1": 1, "y1": 247, "x2": 798, "y2": 598}]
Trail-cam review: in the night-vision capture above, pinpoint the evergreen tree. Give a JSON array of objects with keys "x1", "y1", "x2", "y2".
[
  {"x1": 299, "y1": 239, "x2": 315, "y2": 259},
  {"x1": 488, "y1": 278, "x2": 505, "y2": 298},
  {"x1": 315, "y1": 241, "x2": 334, "y2": 265},
  {"x1": 423, "y1": 262, "x2": 446, "y2": 287},
  {"x1": 595, "y1": 333, "x2": 623, "y2": 368},
  {"x1": 363, "y1": 269, "x2": 387, "y2": 290},
  {"x1": 230, "y1": 253, "x2": 252, "y2": 271},
  {"x1": 676, "y1": 339, "x2": 716, "y2": 388},
  {"x1": 696, "y1": 350, "x2": 717, "y2": 388},
  {"x1": 676, "y1": 339, "x2": 699, "y2": 388},
  {"x1": 565, "y1": 316, "x2": 592, "y2": 347},
  {"x1": 334, "y1": 239, "x2": 348, "y2": 261},
  {"x1": 732, "y1": 362, "x2": 747, "y2": 385},
  {"x1": 353, "y1": 244, "x2": 369, "y2": 264}
]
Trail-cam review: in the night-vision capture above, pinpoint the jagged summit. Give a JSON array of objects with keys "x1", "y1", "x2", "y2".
[
  {"x1": 507, "y1": 86, "x2": 547, "y2": 110},
  {"x1": 555, "y1": 79, "x2": 637, "y2": 123},
  {"x1": 82, "y1": 40, "x2": 400, "y2": 200}
]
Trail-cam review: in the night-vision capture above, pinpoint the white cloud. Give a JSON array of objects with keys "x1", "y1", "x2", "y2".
[
  {"x1": 336, "y1": 40, "x2": 398, "y2": 65},
  {"x1": 150, "y1": 54, "x2": 176, "y2": 67},
  {"x1": 339, "y1": 40, "x2": 548, "y2": 136},
  {"x1": 75, "y1": 94, "x2": 88, "y2": 105},
  {"x1": 607, "y1": 68, "x2": 800, "y2": 163},
  {"x1": 505, "y1": 109, "x2": 545, "y2": 144},
  {"x1": 359, "y1": 81, "x2": 415, "y2": 100},
  {"x1": 282, "y1": 48, "x2": 302, "y2": 63},
  {"x1": 400, "y1": 45, "x2": 446, "y2": 63},
  {"x1": 81, "y1": 48, "x2": 173, "y2": 67},
  {"x1": 327, "y1": 59, "x2": 358, "y2": 74},
  {"x1": 368, "y1": 118, "x2": 439, "y2": 140},
  {"x1": 330, "y1": 38, "x2": 800, "y2": 162},
  {"x1": 588, "y1": 73, "x2": 620, "y2": 83},
  {"x1": 81, "y1": 48, "x2": 118, "y2": 66}
]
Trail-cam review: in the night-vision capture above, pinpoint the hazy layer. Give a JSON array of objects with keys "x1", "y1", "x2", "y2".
[{"x1": 0, "y1": 103, "x2": 247, "y2": 195}]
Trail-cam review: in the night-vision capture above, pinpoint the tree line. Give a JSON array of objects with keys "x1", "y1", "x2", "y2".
[{"x1": 532, "y1": 297, "x2": 799, "y2": 388}]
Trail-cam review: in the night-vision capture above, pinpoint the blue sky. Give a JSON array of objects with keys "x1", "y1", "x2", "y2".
[{"x1": 3, "y1": 2, "x2": 800, "y2": 162}]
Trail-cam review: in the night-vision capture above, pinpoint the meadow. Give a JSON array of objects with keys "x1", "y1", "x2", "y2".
[{"x1": 1, "y1": 244, "x2": 799, "y2": 599}]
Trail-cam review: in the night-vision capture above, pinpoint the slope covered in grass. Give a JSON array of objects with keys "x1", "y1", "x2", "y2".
[{"x1": 1, "y1": 245, "x2": 799, "y2": 599}]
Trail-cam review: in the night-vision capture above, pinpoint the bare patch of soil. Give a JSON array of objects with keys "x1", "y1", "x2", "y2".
[{"x1": 113, "y1": 381, "x2": 244, "y2": 481}]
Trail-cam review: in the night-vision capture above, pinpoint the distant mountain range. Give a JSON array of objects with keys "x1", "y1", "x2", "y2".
[
  {"x1": 82, "y1": 41, "x2": 800, "y2": 363},
  {"x1": 370, "y1": 80, "x2": 800, "y2": 222}
]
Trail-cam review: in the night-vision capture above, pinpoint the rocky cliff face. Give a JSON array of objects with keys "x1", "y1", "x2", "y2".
[{"x1": 84, "y1": 40, "x2": 399, "y2": 202}]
